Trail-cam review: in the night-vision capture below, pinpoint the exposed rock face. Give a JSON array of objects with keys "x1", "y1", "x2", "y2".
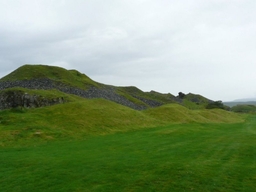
[
  {"x1": 132, "y1": 95, "x2": 162, "y2": 108},
  {"x1": 0, "y1": 90, "x2": 64, "y2": 110},
  {"x1": 0, "y1": 79, "x2": 149, "y2": 110}
]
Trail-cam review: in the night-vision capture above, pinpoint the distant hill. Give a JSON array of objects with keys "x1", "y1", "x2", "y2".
[
  {"x1": 233, "y1": 98, "x2": 256, "y2": 102},
  {"x1": 224, "y1": 101, "x2": 256, "y2": 107},
  {"x1": 230, "y1": 104, "x2": 256, "y2": 113},
  {"x1": 0, "y1": 64, "x2": 217, "y2": 110}
]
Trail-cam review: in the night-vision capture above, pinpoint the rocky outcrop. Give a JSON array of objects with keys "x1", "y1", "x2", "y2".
[
  {"x1": 0, "y1": 79, "x2": 147, "y2": 110},
  {"x1": 0, "y1": 90, "x2": 64, "y2": 110},
  {"x1": 132, "y1": 95, "x2": 162, "y2": 108}
]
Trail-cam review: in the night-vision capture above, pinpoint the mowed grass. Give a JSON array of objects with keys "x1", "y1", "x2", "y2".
[{"x1": 1, "y1": 116, "x2": 256, "y2": 191}]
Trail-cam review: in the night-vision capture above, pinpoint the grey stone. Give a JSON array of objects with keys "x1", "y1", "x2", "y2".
[{"x1": 0, "y1": 79, "x2": 149, "y2": 110}]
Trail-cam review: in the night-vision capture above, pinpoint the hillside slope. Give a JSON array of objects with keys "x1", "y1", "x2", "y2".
[
  {"x1": 144, "y1": 104, "x2": 242, "y2": 123},
  {"x1": 0, "y1": 64, "x2": 100, "y2": 88},
  {"x1": 0, "y1": 65, "x2": 175, "y2": 109},
  {"x1": 0, "y1": 99, "x2": 244, "y2": 146},
  {"x1": 0, "y1": 64, "x2": 244, "y2": 147},
  {"x1": 0, "y1": 65, "x2": 224, "y2": 110},
  {"x1": 0, "y1": 64, "x2": 218, "y2": 110}
]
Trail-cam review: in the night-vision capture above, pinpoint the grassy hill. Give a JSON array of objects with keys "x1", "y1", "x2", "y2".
[
  {"x1": 0, "y1": 64, "x2": 250, "y2": 191},
  {"x1": 0, "y1": 64, "x2": 219, "y2": 110},
  {"x1": 0, "y1": 64, "x2": 101, "y2": 89},
  {"x1": 0, "y1": 99, "x2": 244, "y2": 146},
  {"x1": 0, "y1": 64, "x2": 243, "y2": 146},
  {"x1": 144, "y1": 103, "x2": 242, "y2": 123}
]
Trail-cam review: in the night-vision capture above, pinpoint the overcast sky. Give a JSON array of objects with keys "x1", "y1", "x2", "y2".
[{"x1": 0, "y1": 0, "x2": 255, "y2": 101}]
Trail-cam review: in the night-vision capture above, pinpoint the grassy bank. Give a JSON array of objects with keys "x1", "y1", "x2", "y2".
[{"x1": 0, "y1": 99, "x2": 243, "y2": 146}]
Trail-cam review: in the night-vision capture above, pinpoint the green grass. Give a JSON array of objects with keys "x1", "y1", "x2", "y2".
[
  {"x1": 144, "y1": 104, "x2": 243, "y2": 123},
  {"x1": 0, "y1": 100, "x2": 243, "y2": 146},
  {"x1": 0, "y1": 116, "x2": 255, "y2": 191}
]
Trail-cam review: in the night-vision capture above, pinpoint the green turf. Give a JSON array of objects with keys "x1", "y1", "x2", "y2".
[
  {"x1": 143, "y1": 103, "x2": 243, "y2": 123},
  {"x1": 0, "y1": 116, "x2": 255, "y2": 191}
]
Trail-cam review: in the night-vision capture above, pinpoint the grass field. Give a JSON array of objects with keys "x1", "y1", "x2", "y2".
[{"x1": 1, "y1": 115, "x2": 255, "y2": 191}]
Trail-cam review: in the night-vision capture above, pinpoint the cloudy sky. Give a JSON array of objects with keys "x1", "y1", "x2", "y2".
[{"x1": 0, "y1": 0, "x2": 255, "y2": 101}]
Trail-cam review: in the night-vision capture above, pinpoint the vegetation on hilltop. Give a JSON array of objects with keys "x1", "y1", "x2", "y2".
[
  {"x1": 176, "y1": 92, "x2": 214, "y2": 109},
  {"x1": 116, "y1": 87, "x2": 177, "y2": 108},
  {"x1": 0, "y1": 64, "x2": 101, "y2": 89}
]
